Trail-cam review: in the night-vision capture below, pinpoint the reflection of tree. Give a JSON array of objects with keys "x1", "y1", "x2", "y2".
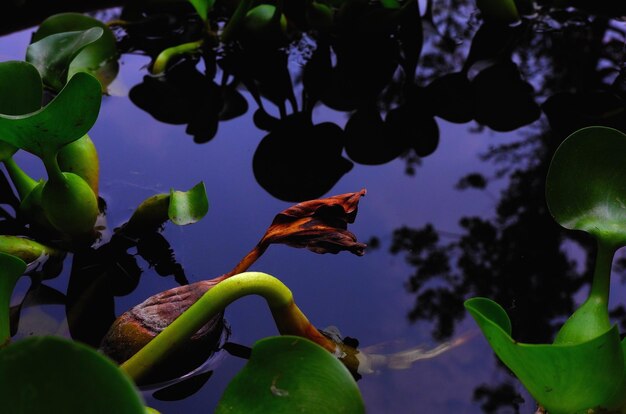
[
  {"x1": 473, "y1": 382, "x2": 525, "y2": 414},
  {"x1": 389, "y1": 124, "x2": 609, "y2": 411},
  {"x1": 391, "y1": 127, "x2": 587, "y2": 344},
  {"x1": 390, "y1": 3, "x2": 626, "y2": 343},
  {"x1": 388, "y1": 6, "x2": 626, "y2": 411}
]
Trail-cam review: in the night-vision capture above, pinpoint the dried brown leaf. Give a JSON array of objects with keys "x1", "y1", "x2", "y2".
[{"x1": 259, "y1": 189, "x2": 367, "y2": 255}]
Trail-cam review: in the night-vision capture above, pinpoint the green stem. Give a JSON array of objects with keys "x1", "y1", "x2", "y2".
[
  {"x1": 554, "y1": 239, "x2": 616, "y2": 345},
  {"x1": 120, "y1": 272, "x2": 337, "y2": 382},
  {"x1": 220, "y1": 0, "x2": 255, "y2": 43},
  {"x1": 41, "y1": 152, "x2": 65, "y2": 186},
  {"x1": 151, "y1": 39, "x2": 204, "y2": 75},
  {"x1": 0, "y1": 253, "x2": 26, "y2": 347},
  {"x1": 588, "y1": 239, "x2": 616, "y2": 303},
  {"x1": 3, "y1": 158, "x2": 37, "y2": 200},
  {"x1": 0, "y1": 235, "x2": 63, "y2": 263}
]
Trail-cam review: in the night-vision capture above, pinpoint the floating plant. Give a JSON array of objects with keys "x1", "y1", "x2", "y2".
[
  {"x1": 0, "y1": 58, "x2": 102, "y2": 238},
  {"x1": 466, "y1": 126, "x2": 626, "y2": 413},
  {"x1": 102, "y1": 190, "x2": 367, "y2": 383},
  {"x1": 26, "y1": 27, "x2": 105, "y2": 92},
  {"x1": 28, "y1": 12, "x2": 119, "y2": 91}
]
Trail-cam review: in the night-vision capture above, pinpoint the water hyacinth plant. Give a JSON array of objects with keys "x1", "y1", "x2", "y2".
[
  {"x1": 0, "y1": 64, "x2": 102, "y2": 239},
  {"x1": 0, "y1": 188, "x2": 369, "y2": 411},
  {"x1": 102, "y1": 189, "x2": 368, "y2": 384},
  {"x1": 465, "y1": 126, "x2": 626, "y2": 413},
  {"x1": 28, "y1": 13, "x2": 120, "y2": 92}
]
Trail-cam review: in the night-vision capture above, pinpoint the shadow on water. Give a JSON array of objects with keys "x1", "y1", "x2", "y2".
[{"x1": 3, "y1": 0, "x2": 626, "y2": 411}]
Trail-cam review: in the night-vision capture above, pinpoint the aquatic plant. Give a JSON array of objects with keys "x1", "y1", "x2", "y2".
[
  {"x1": 0, "y1": 191, "x2": 373, "y2": 413},
  {"x1": 102, "y1": 189, "x2": 367, "y2": 382},
  {"x1": 0, "y1": 61, "x2": 101, "y2": 239},
  {"x1": 466, "y1": 126, "x2": 626, "y2": 413}
]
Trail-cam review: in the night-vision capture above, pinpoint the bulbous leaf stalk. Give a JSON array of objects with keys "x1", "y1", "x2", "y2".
[
  {"x1": 41, "y1": 153, "x2": 99, "y2": 238},
  {"x1": 57, "y1": 134, "x2": 99, "y2": 196}
]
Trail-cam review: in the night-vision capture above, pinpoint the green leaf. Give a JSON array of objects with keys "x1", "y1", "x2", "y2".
[
  {"x1": 0, "y1": 71, "x2": 101, "y2": 159},
  {"x1": 188, "y1": 0, "x2": 216, "y2": 21},
  {"x1": 30, "y1": 13, "x2": 119, "y2": 91},
  {"x1": 0, "y1": 336, "x2": 146, "y2": 413},
  {"x1": 26, "y1": 27, "x2": 104, "y2": 92},
  {"x1": 0, "y1": 253, "x2": 26, "y2": 344},
  {"x1": 168, "y1": 181, "x2": 209, "y2": 225},
  {"x1": 0, "y1": 61, "x2": 42, "y2": 116},
  {"x1": 122, "y1": 182, "x2": 209, "y2": 234},
  {"x1": 216, "y1": 336, "x2": 365, "y2": 414},
  {"x1": 475, "y1": 0, "x2": 519, "y2": 23},
  {"x1": 546, "y1": 126, "x2": 626, "y2": 247},
  {"x1": 465, "y1": 297, "x2": 626, "y2": 414},
  {"x1": 0, "y1": 60, "x2": 43, "y2": 161}
]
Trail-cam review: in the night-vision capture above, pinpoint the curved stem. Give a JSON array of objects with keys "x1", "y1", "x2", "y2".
[
  {"x1": 41, "y1": 152, "x2": 65, "y2": 186},
  {"x1": 3, "y1": 158, "x2": 37, "y2": 200},
  {"x1": 589, "y1": 239, "x2": 616, "y2": 303},
  {"x1": 0, "y1": 253, "x2": 26, "y2": 347},
  {"x1": 151, "y1": 39, "x2": 204, "y2": 75},
  {"x1": 220, "y1": 0, "x2": 255, "y2": 43},
  {"x1": 553, "y1": 239, "x2": 616, "y2": 345},
  {"x1": 120, "y1": 272, "x2": 337, "y2": 382},
  {"x1": 105, "y1": 19, "x2": 129, "y2": 27},
  {"x1": 223, "y1": 244, "x2": 268, "y2": 278}
]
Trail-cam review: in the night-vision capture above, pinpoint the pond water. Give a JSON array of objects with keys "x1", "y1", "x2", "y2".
[{"x1": 2, "y1": 3, "x2": 626, "y2": 413}]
